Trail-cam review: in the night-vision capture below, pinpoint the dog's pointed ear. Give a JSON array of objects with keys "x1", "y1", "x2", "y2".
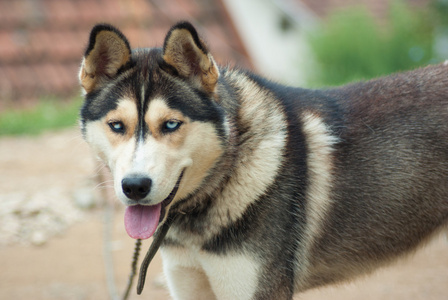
[
  {"x1": 79, "y1": 24, "x2": 131, "y2": 94},
  {"x1": 162, "y1": 22, "x2": 219, "y2": 94}
]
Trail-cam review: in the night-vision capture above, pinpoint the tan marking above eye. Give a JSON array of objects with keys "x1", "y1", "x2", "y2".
[
  {"x1": 103, "y1": 99, "x2": 138, "y2": 146},
  {"x1": 145, "y1": 98, "x2": 188, "y2": 140}
]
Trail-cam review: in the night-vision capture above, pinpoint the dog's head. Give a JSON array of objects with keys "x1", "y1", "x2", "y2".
[{"x1": 79, "y1": 22, "x2": 227, "y2": 239}]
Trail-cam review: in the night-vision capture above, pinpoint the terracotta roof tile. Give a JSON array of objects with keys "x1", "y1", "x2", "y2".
[
  {"x1": 0, "y1": 67, "x2": 14, "y2": 104},
  {"x1": 0, "y1": 31, "x2": 16, "y2": 61}
]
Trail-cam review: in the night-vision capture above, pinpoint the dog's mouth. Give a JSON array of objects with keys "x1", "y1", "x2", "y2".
[{"x1": 124, "y1": 171, "x2": 184, "y2": 240}]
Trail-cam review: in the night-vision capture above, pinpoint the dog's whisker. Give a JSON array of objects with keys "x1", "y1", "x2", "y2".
[
  {"x1": 91, "y1": 162, "x2": 109, "y2": 175},
  {"x1": 92, "y1": 180, "x2": 115, "y2": 191}
]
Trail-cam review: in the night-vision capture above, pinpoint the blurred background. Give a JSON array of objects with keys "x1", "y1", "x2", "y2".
[{"x1": 0, "y1": 0, "x2": 447, "y2": 299}]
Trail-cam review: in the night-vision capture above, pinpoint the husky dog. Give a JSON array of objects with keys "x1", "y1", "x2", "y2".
[{"x1": 79, "y1": 22, "x2": 448, "y2": 299}]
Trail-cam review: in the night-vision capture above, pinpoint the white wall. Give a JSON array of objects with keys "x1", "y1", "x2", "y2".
[{"x1": 222, "y1": 0, "x2": 316, "y2": 85}]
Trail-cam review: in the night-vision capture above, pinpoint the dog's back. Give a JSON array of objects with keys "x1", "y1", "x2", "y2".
[{"x1": 288, "y1": 63, "x2": 448, "y2": 290}]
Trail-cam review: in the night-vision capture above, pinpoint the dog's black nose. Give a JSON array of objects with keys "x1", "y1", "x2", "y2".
[{"x1": 121, "y1": 176, "x2": 152, "y2": 201}]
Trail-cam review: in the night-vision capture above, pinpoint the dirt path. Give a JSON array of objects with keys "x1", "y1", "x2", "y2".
[{"x1": 0, "y1": 129, "x2": 447, "y2": 299}]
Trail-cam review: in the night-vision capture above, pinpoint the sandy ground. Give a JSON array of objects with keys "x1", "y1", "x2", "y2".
[{"x1": 0, "y1": 129, "x2": 447, "y2": 300}]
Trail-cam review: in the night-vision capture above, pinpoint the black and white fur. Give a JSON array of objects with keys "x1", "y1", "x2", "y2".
[{"x1": 79, "y1": 22, "x2": 448, "y2": 299}]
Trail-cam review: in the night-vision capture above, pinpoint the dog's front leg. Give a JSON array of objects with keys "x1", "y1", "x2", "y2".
[
  {"x1": 161, "y1": 247, "x2": 216, "y2": 300},
  {"x1": 199, "y1": 252, "x2": 261, "y2": 300},
  {"x1": 165, "y1": 265, "x2": 216, "y2": 300}
]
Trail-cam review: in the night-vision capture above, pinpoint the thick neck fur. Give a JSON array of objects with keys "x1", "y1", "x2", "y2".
[{"x1": 166, "y1": 69, "x2": 288, "y2": 246}]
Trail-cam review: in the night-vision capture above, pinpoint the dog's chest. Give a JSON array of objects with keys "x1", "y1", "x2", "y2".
[{"x1": 161, "y1": 245, "x2": 261, "y2": 300}]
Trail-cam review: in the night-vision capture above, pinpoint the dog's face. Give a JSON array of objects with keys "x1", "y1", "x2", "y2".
[{"x1": 79, "y1": 23, "x2": 226, "y2": 238}]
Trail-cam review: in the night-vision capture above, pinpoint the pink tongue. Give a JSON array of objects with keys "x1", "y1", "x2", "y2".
[{"x1": 124, "y1": 204, "x2": 161, "y2": 239}]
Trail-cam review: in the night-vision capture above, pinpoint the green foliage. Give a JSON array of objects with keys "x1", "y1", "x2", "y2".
[
  {"x1": 307, "y1": 1, "x2": 438, "y2": 87},
  {"x1": 0, "y1": 97, "x2": 82, "y2": 136}
]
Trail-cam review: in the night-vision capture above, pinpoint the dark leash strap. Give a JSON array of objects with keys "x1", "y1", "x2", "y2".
[
  {"x1": 122, "y1": 214, "x2": 178, "y2": 299},
  {"x1": 137, "y1": 214, "x2": 178, "y2": 294},
  {"x1": 122, "y1": 239, "x2": 141, "y2": 300}
]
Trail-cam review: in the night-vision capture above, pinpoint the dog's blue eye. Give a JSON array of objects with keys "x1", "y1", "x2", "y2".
[
  {"x1": 163, "y1": 120, "x2": 182, "y2": 132},
  {"x1": 109, "y1": 121, "x2": 125, "y2": 133}
]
